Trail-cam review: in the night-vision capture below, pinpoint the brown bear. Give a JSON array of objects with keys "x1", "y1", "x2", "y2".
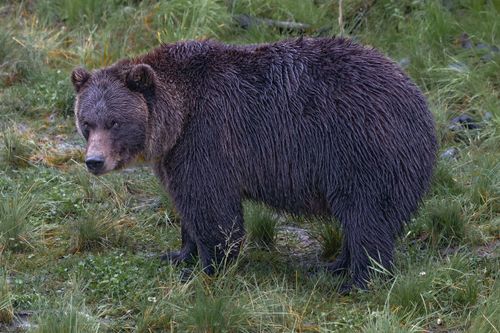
[{"x1": 71, "y1": 37, "x2": 437, "y2": 292}]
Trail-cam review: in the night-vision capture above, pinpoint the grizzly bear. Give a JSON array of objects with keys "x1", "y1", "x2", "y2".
[{"x1": 71, "y1": 37, "x2": 437, "y2": 292}]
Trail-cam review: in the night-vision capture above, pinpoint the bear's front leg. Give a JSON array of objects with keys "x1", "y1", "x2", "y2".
[
  {"x1": 169, "y1": 179, "x2": 246, "y2": 275},
  {"x1": 160, "y1": 223, "x2": 197, "y2": 265},
  {"x1": 193, "y1": 203, "x2": 246, "y2": 275}
]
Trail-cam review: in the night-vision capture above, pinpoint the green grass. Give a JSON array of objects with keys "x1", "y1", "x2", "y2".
[
  {"x1": 244, "y1": 202, "x2": 278, "y2": 249},
  {"x1": 0, "y1": 272, "x2": 14, "y2": 325},
  {"x1": 315, "y1": 219, "x2": 343, "y2": 260},
  {"x1": 0, "y1": 189, "x2": 37, "y2": 252},
  {"x1": 0, "y1": 126, "x2": 34, "y2": 169},
  {"x1": 0, "y1": 0, "x2": 498, "y2": 331}
]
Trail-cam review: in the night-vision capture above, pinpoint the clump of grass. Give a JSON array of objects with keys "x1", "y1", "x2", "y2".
[
  {"x1": 419, "y1": 198, "x2": 466, "y2": 246},
  {"x1": 0, "y1": 272, "x2": 14, "y2": 325},
  {"x1": 388, "y1": 269, "x2": 434, "y2": 317},
  {"x1": 181, "y1": 282, "x2": 248, "y2": 333},
  {"x1": 382, "y1": 254, "x2": 482, "y2": 325},
  {"x1": 32, "y1": 294, "x2": 101, "y2": 333},
  {"x1": 0, "y1": 126, "x2": 33, "y2": 169},
  {"x1": 71, "y1": 166, "x2": 130, "y2": 208},
  {"x1": 315, "y1": 219, "x2": 342, "y2": 260},
  {"x1": 0, "y1": 190, "x2": 35, "y2": 252},
  {"x1": 244, "y1": 202, "x2": 278, "y2": 248},
  {"x1": 69, "y1": 209, "x2": 128, "y2": 252},
  {"x1": 136, "y1": 300, "x2": 175, "y2": 332},
  {"x1": 362, "y1": 308, "x2": 415, "y2": 333}
]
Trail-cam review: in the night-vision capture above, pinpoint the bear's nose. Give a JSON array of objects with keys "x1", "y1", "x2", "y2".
[{"x1": 85, "y1": 156, "x2": 105, "y2": 173}]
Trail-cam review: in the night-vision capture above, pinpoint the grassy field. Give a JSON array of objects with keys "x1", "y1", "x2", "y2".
[{"x1": 0, "y1": 0, "x2": 499, "y2": 332}]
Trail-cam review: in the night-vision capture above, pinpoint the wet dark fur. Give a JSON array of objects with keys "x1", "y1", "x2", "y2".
[{"x1": 72, "y1": 37, "x2": 438, "y2": 291}]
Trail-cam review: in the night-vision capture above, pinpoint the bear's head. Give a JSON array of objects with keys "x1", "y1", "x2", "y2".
[{"x1": 71, "y1": 64, "x2": 156, "y2": 175}]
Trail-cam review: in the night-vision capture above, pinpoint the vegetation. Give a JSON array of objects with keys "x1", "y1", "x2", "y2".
[{"x1": 0, "y1": 0, "x2": 498, "y2": 331}]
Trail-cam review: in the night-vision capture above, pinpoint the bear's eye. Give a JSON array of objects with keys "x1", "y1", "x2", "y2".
[
  {"x1": 81, "y1": 122, "x2": 90, "y2": 140},
  {"x1": 111, "y1": 121, "x2": 120, "y2": 129}
]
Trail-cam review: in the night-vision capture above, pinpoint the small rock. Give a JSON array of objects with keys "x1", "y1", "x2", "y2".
[
  {"x1": 476, "y1": 43, "x2": 489, "y2": 50},
  {"x1": 483, "y1": 112, "x2": 493, "y2": 122},
  {"x1": 481, "y1": 53, "x2": 493, "y2": 62},
  {"x1": 398, "y1": 57, "x2": 411, "y2": 69},
  {"x1": 449, "y1": 114, "x2": 480, "y2": 130},
  {"x1": 440, "y1": 147, "x2": 459, "y2": 160},
  {"x1": 447, "y1": 61, "x2": 468, "y2": 73},
  {"x1": 458, "y1": 33, "x2": 473, "y2": 49}
]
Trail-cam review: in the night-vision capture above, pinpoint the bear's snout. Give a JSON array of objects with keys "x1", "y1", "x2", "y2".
[{"x1": 85, "y1": 155, "x2": 105, "y2": 174}]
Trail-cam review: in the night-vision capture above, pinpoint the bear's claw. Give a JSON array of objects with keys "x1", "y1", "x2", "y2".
[{"x1": 160, "y1": 250, "x2": 196, "y2": 265}]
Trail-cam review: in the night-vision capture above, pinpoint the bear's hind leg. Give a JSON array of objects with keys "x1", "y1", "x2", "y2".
[
  {"x1": 160, "y1": 224, "x2": 197, "y2": 265},
  {"x1": 339, "y1": 204, "x2": 396, "y2": 292}
]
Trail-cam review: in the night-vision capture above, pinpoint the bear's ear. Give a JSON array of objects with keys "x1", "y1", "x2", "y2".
[
  {"x1": 71, "y1": 67, "x2": 91, "y2": 92},
  {"x1": 126, "y1": 64, "x2": 156, "y2": 93}
]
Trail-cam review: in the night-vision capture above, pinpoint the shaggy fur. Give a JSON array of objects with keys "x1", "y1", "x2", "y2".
[{"x1": 72, "y1": 37, "x2": 437, "y2": 291}]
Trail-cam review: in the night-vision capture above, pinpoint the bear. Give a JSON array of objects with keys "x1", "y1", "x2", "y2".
[{"x1": 71, "y1": 37, "x2": 437, "y2": 292}]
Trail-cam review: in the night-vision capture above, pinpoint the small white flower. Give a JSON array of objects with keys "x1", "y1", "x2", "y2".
[
  {"x1": 147, "y1": 296, "x2": 157, "y2": 303},
  {"x1": 419, "y1": 271, "x2": 426, "y2": 276},
  {"x1": 437, "y1": 318, "x2": 443, "y2": 325}
]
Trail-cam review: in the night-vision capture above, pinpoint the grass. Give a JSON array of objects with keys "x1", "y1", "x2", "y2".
[
  {"x1": 68, "y1": 209, "x2": 128, "y2": 252},
  {"x1": 0, "y1": 272, "x2": 14, "y2": 325},
  {"x1": 0, "y1": 189, "x2": 36, "y2": 252},
  {"x1": 0, "y1": 126, "x2": 34, "y2": 169},
  {"x1": 0, "y1": 0, "x2": 498, "y2": 331},
  {"x1": 315, "y1": 219, "x2": 343, "y2": 260},
  {"x1": 244, "y1": 202, "x2": 278, "y2": 249}
]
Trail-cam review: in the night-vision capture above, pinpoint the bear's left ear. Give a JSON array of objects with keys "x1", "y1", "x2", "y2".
[
  {"x1": 126, "y1": 64, "x2": 156, "y2": 93},
  {"x1": 71, "y1": 67, "x2": 91, "y2": 92}
]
